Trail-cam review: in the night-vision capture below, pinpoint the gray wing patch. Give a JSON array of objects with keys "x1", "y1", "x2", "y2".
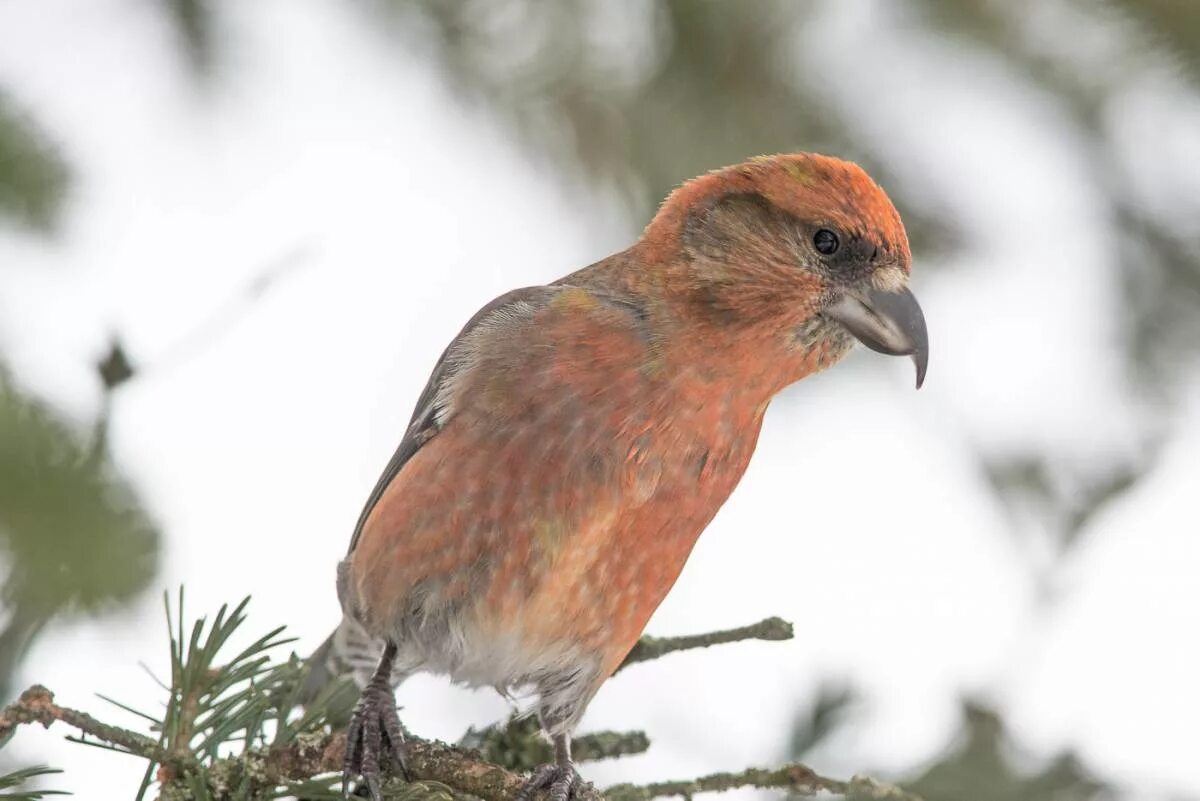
[{"x1": 344, "y1": 285, "x2": 560, "y2": 555}]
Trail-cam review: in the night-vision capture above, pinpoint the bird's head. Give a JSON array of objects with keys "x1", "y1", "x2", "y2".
[{"x1": 639, "y1": 153, "x2": 928, "y2": 390}]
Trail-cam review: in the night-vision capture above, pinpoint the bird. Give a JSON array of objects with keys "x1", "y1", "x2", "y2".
[{"x1": 312, "y1": 152, "x2": 928, "y2": 801}]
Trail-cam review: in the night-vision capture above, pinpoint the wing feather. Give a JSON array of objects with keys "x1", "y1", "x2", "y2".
[{"x1": 345, "y1": 285, "x2": 563, "y2": 555}]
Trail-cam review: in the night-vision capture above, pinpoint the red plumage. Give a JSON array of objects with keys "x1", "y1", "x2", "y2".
[{"x1": 321, "y1": 153, "x2": 928, "y2": 800}]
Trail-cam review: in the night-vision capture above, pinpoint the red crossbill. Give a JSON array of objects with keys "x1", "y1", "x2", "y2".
[{"x1": 315, "y1": 153, "x2": 928, "y2": 800}]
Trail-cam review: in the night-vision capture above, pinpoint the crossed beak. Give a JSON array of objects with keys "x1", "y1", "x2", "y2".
[{"x1": 828, "y1": 285, "x2": 929, "y2": 389}]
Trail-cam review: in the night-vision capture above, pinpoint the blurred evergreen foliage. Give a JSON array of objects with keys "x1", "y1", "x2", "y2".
[
  {"x1": 911, "y1": 0, "x2": 1200, "y2": 390},
  {"x1": 783, "y1": 690, "x2": 1118, "y2": 801},
  {"x1": 0, "y1": 92, "x2": 69, "y2": 236},
  {"x1": 902, "y1": 702, "x2": 1110, "y2": 801},
  {"x1": 164, "y1": 0, "x2": 216, "y2": 75},
  {"x1": 0, "y1": 368, "x2": 160, "y2": 702},
  {"x1": 361, "y1": 0, "x2": 956, "y2": 256},
  {"x1": 0, "y1": 80, "x2": 160, "y2": 709}
]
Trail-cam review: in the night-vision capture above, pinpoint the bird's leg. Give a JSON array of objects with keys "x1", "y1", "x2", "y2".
[
  {"x1": 515, "y1": 733, "x2": 581, "y2": 801},
  {"x1": 343, "y1": 641, "x2": 409, "y2": 800}
]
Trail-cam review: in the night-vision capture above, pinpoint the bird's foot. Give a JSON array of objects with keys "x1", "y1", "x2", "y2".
[
  {"x1": 515, "y1": 762, "x2": 582, "y2": 801},
  {"x1": 342, "y1": 680, "x2": 410, "y2": 800}
]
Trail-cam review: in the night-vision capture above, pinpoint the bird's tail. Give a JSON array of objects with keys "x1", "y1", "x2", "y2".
[{"x1": 300, "y1": 615, "x2": 407, "y2": 721}]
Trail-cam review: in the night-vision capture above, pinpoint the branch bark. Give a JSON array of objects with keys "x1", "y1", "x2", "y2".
[
  {"x1": 0, "y1": 685, "x2": 174, "y2": 765},
  {"x1": 617, "y1": 616, "x2": 794, "y2": 672},
  {"x1": 606, "y1": 766, "x2": 923, "y2": 801},
  {"x1": 462, "y1": 714, "x2": 650, "y2": 773}
]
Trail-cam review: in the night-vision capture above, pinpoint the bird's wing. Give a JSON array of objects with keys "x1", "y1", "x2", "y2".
[
  {"x1": 329, "y1": 281, "x2": 684, "y2": 703},
  {"x1": 344, "y1": 283, "x2": 649, "y2": 556}
]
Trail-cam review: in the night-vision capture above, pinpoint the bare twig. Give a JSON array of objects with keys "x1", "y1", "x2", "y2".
[
  {"x1": 605, "y1": 765, "x2": 922, "y2": 801},
  {"x1": 141, "y1": 245, "x2": 311, "y2": 381},
  {"x1": 0, "y1": 686, "x2": 173, "y2": 766},
  {"x1": 575, "y1": 730, "x2": 651, "y2": 763},
  {"x1": 461, "y1": 714, "x2": 649, "y2": 773},
  {"x1": 617, "y1": 617, "x2": 794, "y2": 672}
]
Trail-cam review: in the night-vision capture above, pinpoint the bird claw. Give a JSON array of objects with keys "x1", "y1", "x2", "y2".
[
  {"x1": 515, "y1": 762, "x2": 582, "y2": 801},
  {"x1": 342, "y1": 681, "x2": 410, "y2": 800}
]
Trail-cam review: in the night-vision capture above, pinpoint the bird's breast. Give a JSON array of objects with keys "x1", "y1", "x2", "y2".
[
  {"x1": 468, "y1": 372, "x2": 769, "y2": 679},
  {"x1": 349, "y1": 330, "x2": 770, "y2": 689}
]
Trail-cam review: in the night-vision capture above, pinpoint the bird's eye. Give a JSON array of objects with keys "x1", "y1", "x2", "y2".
[{"x1": 813, "y1": 229, "x2": 839, "y2": 255}]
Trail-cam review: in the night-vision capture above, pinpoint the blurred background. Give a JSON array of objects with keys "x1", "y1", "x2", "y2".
[{"x1": 1, "y1": 0, "x2": 1198, "y2": 798}]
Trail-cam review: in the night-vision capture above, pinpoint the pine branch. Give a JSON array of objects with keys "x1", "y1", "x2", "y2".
[
  {"x1": 0, "y1": 600, "x2": 918, "y2": 801},
  {"x1": 0, "y1": 687, "x2": 920, "y2": 801},
  {"x1": 461, "y1": 714, "x2": 650, "y2": 773},
  {"x1": 606, "y1": 766, "x2": 922, "y2": 801},
  {"x1": 0, "y1": 685, "x2": 174, "y2": 765},
  {"x1": 616, "y1": 616, "x2": 794, "y2": 672},
  {"x1": 0, "y1": 766, "x2": 68, "y2": 800},
  {"x1": 215, "y1": 728, "x2": 921, "y2": 801},
  {"x1": 575, "y1": 730, "x2": 652, "y2": 764}
]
